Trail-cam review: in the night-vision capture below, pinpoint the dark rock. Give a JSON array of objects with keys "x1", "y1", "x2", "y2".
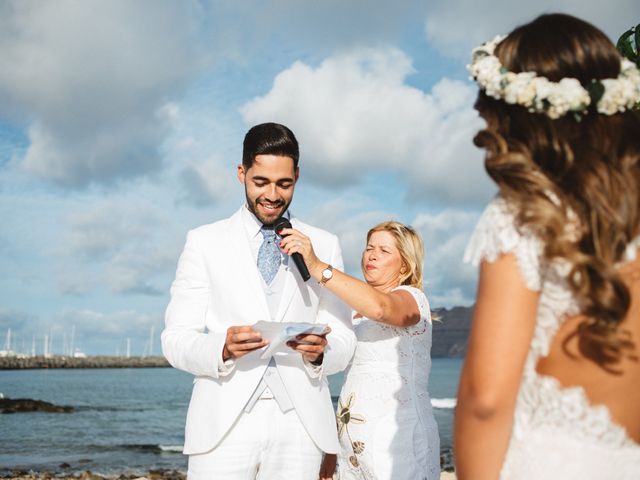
[
  {"x1": 79, "y1": 471, "x2": 104, "y2": 480},
  {"x1": 148, "y1": 470, "x2": 185, "y2": 480},
  {"x1": 0, "y1": 398, "x2": 74, "y2": 414},
  {"x1": 440, "y1": 446, "x2": 455, "y2": 471},
  {"x1": 147, "y1": 470, "x2": 165, "y2": 480},
  {"x1": 58, "y1": 463, "x2": 71, "y2": 469},
  {"x1": 8, "y1": 470, "x2": 30, "y2": 477}
]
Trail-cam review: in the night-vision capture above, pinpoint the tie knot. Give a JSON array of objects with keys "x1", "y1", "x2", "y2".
[{"x1": 260, "y1": 226, "x2": 277, "y2": 239}]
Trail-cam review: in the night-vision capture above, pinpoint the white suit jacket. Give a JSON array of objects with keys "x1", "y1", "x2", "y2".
[{"x1": 162, "y1": 207, "x2": 355, "y2": 454}]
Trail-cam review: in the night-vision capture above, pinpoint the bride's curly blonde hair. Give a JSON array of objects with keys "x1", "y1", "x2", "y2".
[{"x1": 474, "y1": 14, "x2": 640, "y2": 369}]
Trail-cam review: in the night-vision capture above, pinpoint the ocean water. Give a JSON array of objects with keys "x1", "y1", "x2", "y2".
[{"x1": 0, "y1": 359, "x2": 462, "y2": 475}]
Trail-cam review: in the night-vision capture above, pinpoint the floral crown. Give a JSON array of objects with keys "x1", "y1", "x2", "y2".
[{"x1": 468, "y1": 35, "x2": 640, "y2": 119}]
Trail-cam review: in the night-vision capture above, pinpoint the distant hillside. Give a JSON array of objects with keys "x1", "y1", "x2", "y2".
[{"x1": 431, "y1": 305, "x2": 473, "y2": 358}]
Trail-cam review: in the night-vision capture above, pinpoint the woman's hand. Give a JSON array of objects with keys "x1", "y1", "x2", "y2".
[
  {"x1": 319, "y1": 453, "x2": 337, "y2": 480},
  {"x1": 278, "y1": 227, "x2": 324, "y2": 280}
]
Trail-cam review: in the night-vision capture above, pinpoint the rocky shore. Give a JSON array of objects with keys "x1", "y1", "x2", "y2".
[
  {"x1": 0, "y1": 470, "x2": 457, "y2": 480},
  {"x1": 0, "y1": 470, "x2": 186, "y2": 480},
  {"x1": 0, "y1": 356, "x2": 170, "y2": 370}
]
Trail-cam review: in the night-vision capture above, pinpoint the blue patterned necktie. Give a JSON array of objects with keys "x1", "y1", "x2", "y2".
[{"x1": 257, "y1": 226, "x2": 280, "y2": 285}]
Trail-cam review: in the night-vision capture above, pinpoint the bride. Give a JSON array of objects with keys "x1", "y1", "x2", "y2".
[
  {"x1": 279, "y1": 221, "x2": 440, "y2": 479},
  {"x1": 455, "y1": 13, "x2": 640, "y2": 479}
]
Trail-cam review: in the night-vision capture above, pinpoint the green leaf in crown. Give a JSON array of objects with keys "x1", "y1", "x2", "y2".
[
  {"x1": 617, "y1": 24, "x2": 639, "y2": 67},
  {"x1": 616, "y1": 23, "x2": 640, "y2": 111}
]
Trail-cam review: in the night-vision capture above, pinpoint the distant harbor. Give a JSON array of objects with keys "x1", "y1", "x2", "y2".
[
  {"x1": 0, "y1": 355, "x2": 170, "y2": 370},
  {"x1": 0, "y1": 306, "x2": 473, "y2": 371}
]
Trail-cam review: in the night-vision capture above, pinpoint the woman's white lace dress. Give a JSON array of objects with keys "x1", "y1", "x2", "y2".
[
  {"x1": 464, "y1": 196, "x2": 640, "y2": 479},
  {"x1": 335, "y1": 285, "x2": 440, "y2": 480}
]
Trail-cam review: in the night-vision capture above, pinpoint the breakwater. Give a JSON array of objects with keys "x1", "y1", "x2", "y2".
[{"x1": 0, "y1": 355, "x2": 170, "y2": 370}]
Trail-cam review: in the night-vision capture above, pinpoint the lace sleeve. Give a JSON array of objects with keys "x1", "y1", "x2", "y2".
[
  {"x1": 393, "y1": 285, "x2": 431, "y2": 323},
  {"x1": 464, "y1": 196, "x2": 544, "y2": 291}
]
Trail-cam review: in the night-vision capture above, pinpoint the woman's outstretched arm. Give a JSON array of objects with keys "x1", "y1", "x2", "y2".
[
  {"x1": 279, "y1": 228, "x2": 420, "y2": 327},
  {"x1": 454, "y1": 253, "x2": 539, "y2": 480}
]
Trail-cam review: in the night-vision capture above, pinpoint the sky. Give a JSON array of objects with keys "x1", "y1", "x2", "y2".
[{"x1": 0, "y1": 0, "x2": 637, "y2": 356}]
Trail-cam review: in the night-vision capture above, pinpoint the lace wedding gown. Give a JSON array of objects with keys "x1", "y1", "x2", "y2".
[
  {"x1": 335, "y1": 286, "x2": 440, "y2": 480},
  {"x1": 464, "y1": 196, "x2": 640, "y2": 479}
]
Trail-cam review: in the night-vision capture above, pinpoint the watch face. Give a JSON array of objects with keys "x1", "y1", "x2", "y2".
[{"x1": 322, "y1": 268, "x2": 333, "y2": 280}]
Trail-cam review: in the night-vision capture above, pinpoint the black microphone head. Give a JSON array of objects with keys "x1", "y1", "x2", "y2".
[{"x1": 273, "y1": 217, "x2": 292, "y2": 234}]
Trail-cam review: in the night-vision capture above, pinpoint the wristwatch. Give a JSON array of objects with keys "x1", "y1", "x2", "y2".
[{"x1": 319, "y1": 264, "x2": 334, "y2": 286}]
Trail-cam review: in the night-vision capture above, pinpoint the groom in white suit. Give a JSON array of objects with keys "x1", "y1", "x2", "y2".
[{"x1": 162, "y1": 122, "x2": 356, "y2": 479}]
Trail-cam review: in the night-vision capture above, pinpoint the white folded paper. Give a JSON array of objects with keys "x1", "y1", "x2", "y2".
[{"x1": 253, "y1": 321, "x2": 329, "y2": 359}]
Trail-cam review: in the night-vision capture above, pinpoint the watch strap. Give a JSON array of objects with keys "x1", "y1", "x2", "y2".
[{"x1": 319, "y1": 264, "x2": 334, "y2": 286}]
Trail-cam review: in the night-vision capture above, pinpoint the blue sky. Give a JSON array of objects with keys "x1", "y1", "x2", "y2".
[{"x1": 0, "y1": 0, "x2": 637, "y2": 355}]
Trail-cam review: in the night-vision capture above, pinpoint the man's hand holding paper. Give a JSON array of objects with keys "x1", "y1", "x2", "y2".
[
  {"x1": 222, "y1": 326, "x2": 268, "y2": 361},
  {"x1": 287, "y1": 325, "x2": 331, "y2": 364},
  {"x1": 252, "y1": 321, "x2": 330, "y2": 361}
]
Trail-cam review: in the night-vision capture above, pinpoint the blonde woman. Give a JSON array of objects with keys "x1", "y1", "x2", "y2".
[{"x1": 280, "y1": 222, "x2": 440, "y2": 480}]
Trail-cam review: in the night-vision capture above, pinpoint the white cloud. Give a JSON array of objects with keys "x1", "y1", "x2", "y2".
[
  {"x1": 201, "y1": 1, "x2": 427, "y2": 61},
  {"x1": 424, "y1": 0, "x2": 639, "y2": 59},
  {"x1": 158, "y1": 101, "x2": 244, "y2": 207},
  {"x1": 412, "y1": 209, "x2": 481, "y2": 307},
  {"x1": 301, "y1": 193, "x2": 483, "y2": 307},
  {"x1": 0, "y1": 309, "x2": 38, "y2": 338},
  {"x1": 106, "y1": 247, "x2": 176, "y2": 296},
  {"x1": 241, "y1": 48, "x2": 493, "y2": 207},
  {"x1": 66, "y1": 201, "x2": 157, "y2": 259},
  {"x1": 57, "y1": 308, "x2": 160, "y2": 336},
  {"x1": 60, "y1": 198, "x2": 181, "y2": 296},
  {"x1": 178, "y1": 159, "x2": 235, "y2": 206},
  {"x1": 0, "y1": 0, "x2": 204, "y2": 187},
  {"x1": 306, "y1": 198, "x2": 399, "y2": 275}
]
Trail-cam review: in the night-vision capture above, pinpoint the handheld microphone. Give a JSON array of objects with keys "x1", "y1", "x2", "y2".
[{"x1": 274, "y1": 217, "x2": 311, "y2": 282}]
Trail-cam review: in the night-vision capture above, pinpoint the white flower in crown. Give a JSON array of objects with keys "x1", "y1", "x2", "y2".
[
  {"x1": 470, "y1": 55, "x2": 503, "y2": 98},
  {"x1": 468, "y1": 36, "x2": 640, "y2": 119},
  {"x1": 503, "y1": 72, "x2": 537, "y2": 106},
  {"x1": 546, "y1": 78, "x2": 591, "y2": 119},
  {"x1": 595, "y1": 79, "x2": 621, "y2": 115},
  {"x1": 530, "y1": 77, "x2": 553, "y2": 109},
  {"x1": 599, "y1": 59, "x2": 640, "y2": 114}
]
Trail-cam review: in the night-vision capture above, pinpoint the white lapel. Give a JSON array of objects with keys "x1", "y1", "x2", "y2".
[{"x1": 226, "y1": 207, "x2": 271, "y2": 321}]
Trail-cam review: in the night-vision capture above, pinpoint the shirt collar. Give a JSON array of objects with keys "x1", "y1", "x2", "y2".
[{"x1": 241, "y1": 205, "x2": 291, "y2": 240}]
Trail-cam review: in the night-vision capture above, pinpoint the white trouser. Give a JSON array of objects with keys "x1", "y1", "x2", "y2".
[{"x1": 187, "y1": 398, "x2": 323, "y2": 480}]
